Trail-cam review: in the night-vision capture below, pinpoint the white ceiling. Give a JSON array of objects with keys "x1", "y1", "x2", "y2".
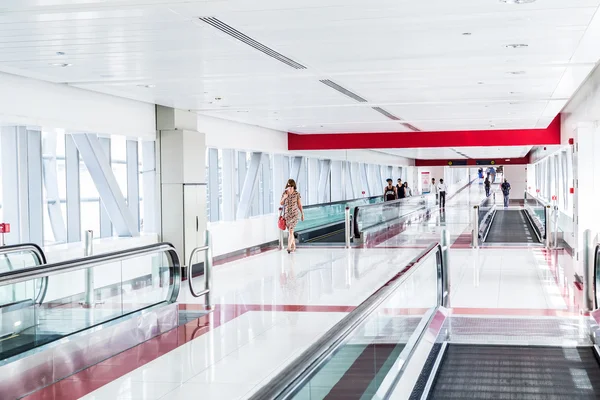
[
  {"x1": 0, "y1": 0, "x2": 599, "y2": 139},
  {"x1": 381, "y1": 146, "x2": 533, "y2": 160}
]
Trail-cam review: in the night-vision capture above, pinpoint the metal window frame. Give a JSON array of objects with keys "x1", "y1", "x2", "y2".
[
  {"x1": 41, "y1": 130, "x2": 67, "y2": 244},
  {"x1": 72, "y1": 133, "x2": 139, "y2": 237},
  {"x1": 65, "y1": 134, "x2": 81, "y2": 242}
]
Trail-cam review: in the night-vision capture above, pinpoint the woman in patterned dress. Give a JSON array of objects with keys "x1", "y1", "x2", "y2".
[{"x1": 280, "y1": 179, "x2": 304, "y2": 253}]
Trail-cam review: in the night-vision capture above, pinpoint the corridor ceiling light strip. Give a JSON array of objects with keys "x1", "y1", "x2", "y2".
[
  {"x1": 319, "y1": 79, "x2": 368, "y2": 102},
  {"x1": 371, "y1": 106, "x2": 420, "y2": 132},
  {"x1": 198, "y1": 17, "x2": 307, "y2": 70}
]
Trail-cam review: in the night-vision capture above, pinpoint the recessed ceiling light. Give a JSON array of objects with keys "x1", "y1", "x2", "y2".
[
  {"x1": 509, "y1": 91, "x2": 522, "y2": 95},
  {"x1": 500, "y1": 0, "x2": 536, "y2": 4},
  {"x1": 56, "y1": 51, "x2": 66, "y2": 56},
  {"x1": 508, "y1": 71, "x2": 526, "y2": 75},
  {"x1": 478, "y1": 81, "x2": 484, "y2": 85},
  {"x1": 462, "y1": 32, "x2": 472, "y2": 36},
  {"x1": 49, "y1": 63, "x2": 72, "y2": 67},
  {"x1": 214, "y1": 96, "x2": 222, "y2": 101},
  {"x1": 137, "y1": 84, "x2": 155, "y2": 88},
  {"x1": 505, "y1": 44, "x2": 528, "y2": 49}
]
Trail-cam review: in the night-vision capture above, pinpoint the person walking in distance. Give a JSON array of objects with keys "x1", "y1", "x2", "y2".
[
  {"x1": 404, "y1": 182, "x2": 412, "y2": 197},
  {"x1": 484, "y1": 177, "x2": 491, "y2": 197},
  {"x1": 280, "y1": 179, "x2": 304, "y2": 254},
  {"x1": 437, "y1": 179, "x2": 447, "y2": 209},
  {"x1": 501, "y1": 178, "x2": 511, "y2": 208},
  {"x1": 431, "y1": 178, "x2": 438, "y2": 204},
  {"x1": 384, "y1": 179, "x2": 397, "y2": 201},
  {"x1": 396, "y1": 179, "x2": 405, "y2": 200}
]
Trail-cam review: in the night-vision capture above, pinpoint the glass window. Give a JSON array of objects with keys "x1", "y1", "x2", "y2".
[
  {"x1": 110, "y1": 136, "x2": 127, "y2": 198},
  {"x1": 41, "y1": 130, "x2": 67, "y2": 245},
  {"x1": 79, "y1": 154, "x2": 100, "y2": 233}
]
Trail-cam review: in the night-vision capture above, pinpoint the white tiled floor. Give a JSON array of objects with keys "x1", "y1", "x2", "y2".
[{"x1": 82, "y1": 183, "x2": 573, "y2": 399}]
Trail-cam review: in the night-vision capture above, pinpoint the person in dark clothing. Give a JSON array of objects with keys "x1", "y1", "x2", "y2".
[
  {"x1": 484, "y1": 177, "x2": 491, "y2": 197},
  {"x1": 397, "y1": 178, "x2": 406, "y2": 199},
  {"x1": 501, "y1": 179, "x2": 511, "y2": 207},
  {"x1": 384, "y1": 179, "x2": 397, "y2": 201}
]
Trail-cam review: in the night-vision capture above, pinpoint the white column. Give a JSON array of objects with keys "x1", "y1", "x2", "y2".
[
  {"x1": 158, "y1": 106, "x2": 206, "y2": 264},
  {"x1": 572, "y1": 122, "x2": 600, "y2": 275}
]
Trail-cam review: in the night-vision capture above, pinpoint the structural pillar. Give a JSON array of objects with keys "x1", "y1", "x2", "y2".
[
  {"x1": 157, "y1": 106, "x2": 207, "y2": 266},
  {"x1": 571, "y1": 122, "x2": 600, "y2": 277}
]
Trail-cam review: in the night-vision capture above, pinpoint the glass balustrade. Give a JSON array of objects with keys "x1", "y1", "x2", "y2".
[
  {"x1": 0, "y1": 243, "x2": 179, "y2": 363},
  {"x1": 295, "y1": 197, "x2": 382, "y2": 232}
]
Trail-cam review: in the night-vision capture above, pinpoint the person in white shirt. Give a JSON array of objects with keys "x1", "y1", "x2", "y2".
[
  {"x1": 432, "y1": 178, "x2": 438, "y2": 204},
  {"x1": 437, "y1": 179, "x2": 448, "y2": 209}
]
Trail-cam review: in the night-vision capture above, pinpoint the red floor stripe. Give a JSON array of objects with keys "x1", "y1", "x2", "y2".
[{"x1": 21, "y1": 298, "x2": 578, "y2": 400}]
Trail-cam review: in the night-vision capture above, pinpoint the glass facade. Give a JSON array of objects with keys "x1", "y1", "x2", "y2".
[
  {"x1": 205, "y1": 147, "x2": 405, "y2": 223},
  {"x1": 0, "y1": 127, "x2": 156, "y2": 246}
]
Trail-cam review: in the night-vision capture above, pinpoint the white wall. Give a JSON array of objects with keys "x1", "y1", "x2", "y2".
[
  {"x1": 201, "y1": 114, "x2": 288, "y2": 153},
  {"x1": 416, "y1": 167, "x2": 445, "y2": 194},
  {"x1": 208, "y1": 214, "x2": 279, "y2": 257},
  {"x1": 0, "y1": 72, "x2": 156, "y2": 139},
  {"x1": 503, "y1": 165, "x2": 527, "y2": 199}
]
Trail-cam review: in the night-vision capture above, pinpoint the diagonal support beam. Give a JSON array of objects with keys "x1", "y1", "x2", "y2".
[
  {"x1": 318, "y1": 159, "x2": 331, "y2": 203},
  {"x1": 72, "y1": 133, "x2": 139, "y2": 237},
  {"x1": 236, "y1": 152, "x2": 263, "y2": 220},
  {"x1": 289, "y1": 156, "x2": 303, "y2": 183}
]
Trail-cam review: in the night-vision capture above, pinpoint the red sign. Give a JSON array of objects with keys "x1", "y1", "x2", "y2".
[
  {"x1": 362, "y1": 191, "x2": 366, "y2": 195},
  {"x1": 570, "y1": 188, "x2": 575, "y2": 194},
  {"x1": 552, "y1": 195, "x2": 557, "y2": 201},
  {"x1": 0, "y1": 223, "x2": 10, "y2": 234},
  {"x1": 536, "y1": 189, "x2": 540, "y2": 193}
]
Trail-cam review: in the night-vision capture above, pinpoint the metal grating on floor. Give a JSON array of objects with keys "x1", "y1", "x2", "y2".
[
  {"x1": 447, "y1": 316, "x2": 592, "y2": 346},
  {"x1": 428, "y1": 345, "x2": 600, "y2": 399}
]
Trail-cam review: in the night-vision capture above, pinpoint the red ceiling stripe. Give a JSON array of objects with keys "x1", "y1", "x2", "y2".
[{"x1": 288, "y1": 114, "x2": 561, "y2": 150}]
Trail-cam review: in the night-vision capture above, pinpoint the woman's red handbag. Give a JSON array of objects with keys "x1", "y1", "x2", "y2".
[{"x1": 278, "y1": 216, "x2": 286, "y2": 230}]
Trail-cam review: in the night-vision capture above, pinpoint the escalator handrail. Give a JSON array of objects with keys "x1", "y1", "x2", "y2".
[
  {"x1": 301, "y1": 195, "x2": 382, "y2": 210},
  {"x1": 0, "y1": 242, "x2": 182, "y2": 304},
  {"x1": 0, "y1": 243, "x2": 48, "y2": 304},
  {"x1": 353, "y1": 195, "x2": 430, "y2": 238},
  {"x1": 248, "y1": 242, "x2": 444, "y2": 400}
]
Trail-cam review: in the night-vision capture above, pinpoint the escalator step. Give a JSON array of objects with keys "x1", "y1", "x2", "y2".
[{"x1": 429, "y1": 345, "x2": 600, "y2": 399}]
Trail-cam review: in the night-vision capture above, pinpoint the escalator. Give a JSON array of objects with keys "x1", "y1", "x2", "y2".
[
  {"x1": 296, "y1": 195, "x2": 432, "y2": 245},
  {"x1": 417, "y1": 344, "x2": 600, "y2": 399},
  {"x1": 249, "y1": 241, "x2": 600, "y2": 400},
  {"x1": 484, "y1": 209, "x2": 540, "y2": 244},
  {"x1": 295, "y1": 196, "x2": 382, "y2": 244},
  {"x1": 0, "y1": 242, "x2": 210, "y2": 399}
]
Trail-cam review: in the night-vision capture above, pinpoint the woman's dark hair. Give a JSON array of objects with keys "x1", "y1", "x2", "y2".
[{"x1": 286, "y1": 179, "x2": 297, "y2": 190}]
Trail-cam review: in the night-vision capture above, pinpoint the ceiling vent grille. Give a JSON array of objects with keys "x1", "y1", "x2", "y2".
[
  {"x1": 372, "y1": 107, "x2": 420, "y2": 131},
  {"x1": 372, "y1": 106, "x2": 400, "y2": 121},
  {"x1": 199, "y1": 17, "x2": 307, "y2": 70},
  {"x1": 319, "y1": 80, "x2": 368, "y2": 103}
]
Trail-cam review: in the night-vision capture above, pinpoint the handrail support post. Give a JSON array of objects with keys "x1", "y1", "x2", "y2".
[
  {"x1": 204, "y1": 231, "x2": 213, "y2": 310},
  {"x1": 472, "y1": 206, "x2": 479, "y2": 248},
  {"x1": 583, "y1": 229, "x2": 595, "y2": 312},
  {"x1": 344, "y1": 207, "x2": 351, "y2": 249},
  {"x1": 441, "y1": 229, "x2": 450, "y2": 307},
  {"x1": 545, "y1": 205, "x2": 552, "y2": 249},
  {"x1": 83, "y1": 230, "x2": 94, "y2": 307}
]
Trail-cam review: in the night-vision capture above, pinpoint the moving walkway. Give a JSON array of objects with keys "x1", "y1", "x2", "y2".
[
  {"x1": 0, "y1": 241, "x2": 211, "y2": 399},
  {"x1": 249, "y1": 241, "x2": 600, "y2": 400},
  {"x1": 477, "y1": 197, "x2": 547, "y2": 246},
  {"x1": 296, "y1": 195, "x2": 433, "y2": 245}
]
